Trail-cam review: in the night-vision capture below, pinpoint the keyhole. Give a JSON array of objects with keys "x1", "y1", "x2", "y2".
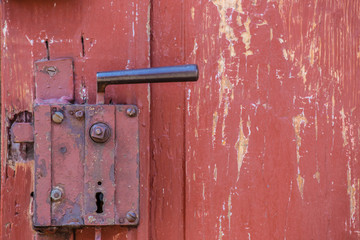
[{"x1": 95, "y1": 192, "x2": 104, "y2": 213}]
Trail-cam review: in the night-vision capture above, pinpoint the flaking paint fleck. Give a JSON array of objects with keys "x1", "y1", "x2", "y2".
[
  {"x1": 297, "y1": 174, "x2": 305, "y2": 199},
  {"x1": 212, "y1": 0, "x2": 244, "y2": 57},
  {"x1": 293, "y1": 113, "x2": 308, "y2": 198},
  {"x1": 214, "y1": 164, "x2": 218, "y2": 181},
  {"x1": 293, "y1": 113, "x2": 308, "y2": 164},
  {"x1": 340, "y1": 108, "x2": 348, "y2": 147},
  {"x1": 218, "y1": 216, "x2": 224, "y2": 240},
  {"x1": 235, "y1": 111, "x2": 251, "y2": 181},
  {"x1": 227, "y1": 193, "x2": 232, "y2": 229},
  {"x1": 347, "y1": 164, "x2": 357, "y2": 225},
  {"x1": 241, "y1": 17, "x2": 253, "y2": 56},
  {"x1": 212, "y1": 111, "x2": 219, "y2": 145}
]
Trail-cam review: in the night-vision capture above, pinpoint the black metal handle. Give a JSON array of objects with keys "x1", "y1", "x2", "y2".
[{"x1": 96, "y1": 64, "x2": 199, "y2": 92}]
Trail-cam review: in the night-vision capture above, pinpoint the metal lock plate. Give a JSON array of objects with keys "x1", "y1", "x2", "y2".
[{"x1": 33, "y1": 104, "x2": 139, "y2": 228}]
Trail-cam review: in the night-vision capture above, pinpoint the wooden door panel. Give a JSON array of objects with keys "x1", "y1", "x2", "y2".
[
  {"x1": 1, "y1": 1, "x2": 150, "y2": 239},
  {"x1": 184, "y1": 0, "x2": 360, "y2": 239}
]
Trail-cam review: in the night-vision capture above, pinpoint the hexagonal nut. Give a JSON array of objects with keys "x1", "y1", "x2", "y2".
[
  {"x1": 89, "y1": 123, "x2": 111, "y2": 143},
  {"x1": 51, "y1": 187, "x2": 63, "y2": 201}
]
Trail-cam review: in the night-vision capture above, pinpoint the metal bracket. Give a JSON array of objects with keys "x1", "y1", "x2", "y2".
[{"x1": 33, "y1": 104, "x2": 139, "y2": 227}]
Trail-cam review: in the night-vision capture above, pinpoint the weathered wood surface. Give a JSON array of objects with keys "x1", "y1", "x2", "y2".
[
  {"x1": 2, "y1": 0, "x2": 360, "y2": 239},
  {"x1": 183, "y1": 0, "x2": 360, "y2": 239},
  {"x1": 1, "y1": 1, "x2": 150, "y2": 239}
]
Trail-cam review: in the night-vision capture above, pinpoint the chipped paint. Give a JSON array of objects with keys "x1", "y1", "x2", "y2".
[
  {"x1": 227, "y1": 193, "x2": 232, "y2": 228},
  {"x1": 241, "y1": 17, "x2": 253, "y2": 56},
  {"x1": 347, "y1": 165, "x2": 357, "y2": 225},
  {"x1": 297, "y1": 174, "x2": 305, "y2": 199},
  {"x1": 214, "y1": 164, "x2": 218, "y2": 181},
  {"x1": 340, "y1": 108, "x2": 348, "y2": 147},
  {"x1": 212, "y1": 111, "x2": 219, "y2": 144},
  {"x1": 211, "y1": 0, "x2": 244, "y2": 56},
  {"x1": 293, "y1": 113, "x2": 308, "y2": 164},
  {"x1": 191, "y1": 7, "x2": 195, "y2": 20},
  {"x1": 235, "y1": 111, "x2": 251, "y2": 180},
  {"x1": 293, "y1": 113, "x2": 307, "y2": 198}
]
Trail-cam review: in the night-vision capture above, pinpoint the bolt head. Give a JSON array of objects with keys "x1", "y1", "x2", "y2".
[
  {"x1": 52, "y1": 112, "x2": 64, "y2": 124},
  {"x1": 126, "y1": 107, "x2": 137, "y2": 117},
  {"x1": 51, "y1": 188, "x2": 63, "y2": 201},
  {"x1": 126, "y1": 211, "x2": 137, "y2": 223},
  {"x1": 75, "y1": 110, "x2": 84, "y2": 119},
  {"x1": 90, "y1": 123, "x2": 111, "y2": 143}
]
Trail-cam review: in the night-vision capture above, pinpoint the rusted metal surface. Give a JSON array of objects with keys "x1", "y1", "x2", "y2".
[
  {"x1": 114, "y1": 105, "x2": 140, "y2": 226},
  {"x1": 51, "y1": 105, "x2": 85, "y2": 227},
  {"x1": 84, "y1": 105, "x2": 116, "y2": 225},
  {"x1": 11, "y1": 123, "x2": 34, "y2": 143},
  {"x1": 33, "y1": 104, "x2": 139, "y2": 228},
  {"x1": 35, "y1": 59, "x2": 74, "y2": 103}
]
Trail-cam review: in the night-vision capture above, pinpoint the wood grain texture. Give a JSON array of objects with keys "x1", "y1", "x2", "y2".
[
  {"x1": 184, "y1": 0, "x2": 360, "y2": 239},
  {"x1": 2, "y1": 0, "x2": 360, "y2": 239},
  {"x1": 1, "y1": 0, "x2": 150, "y2": 239},
  {"x1": 150, "y1": 0, "x2": 186, "y2": 239}
]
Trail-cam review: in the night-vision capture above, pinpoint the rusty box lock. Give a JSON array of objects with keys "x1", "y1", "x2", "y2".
[{"x1": 10, "y1": 58, "x2": 198, "y2": 229}]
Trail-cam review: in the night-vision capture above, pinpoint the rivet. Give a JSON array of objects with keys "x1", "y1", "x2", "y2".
[
  {"x1": 126, "y1": 211, "x2": 137, "y2": 222},
  {"x1": 52, "y1": 112, "x2": 64, "y2": 124}
]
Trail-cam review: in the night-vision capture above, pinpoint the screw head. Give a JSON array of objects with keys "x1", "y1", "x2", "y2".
[
  {"x1": 50, "y1": 188, "x2": 63, "y2": 201},
  {"x1": 126, "y1": 107, "x2": 137, "y2": 117},
  {"x1": 89, "y1": 123, "x2": 111, "y2": 143},
  {"x1": 75, "y1": 110, "x2": 84, "y2": 119},
  {"x1": 126, "y1": 211, "x2": 137, "y2": 222},
  {"x1": 46, "y1": 66, "x2": 57, "y2": 77},
  {"x1": 52, "y1": 112, "x2": 64, "y2": 124}
]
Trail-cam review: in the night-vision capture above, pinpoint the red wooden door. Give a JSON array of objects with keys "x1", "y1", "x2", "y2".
[
  {"x1": 2, "y1": 0, "x2": 360, "y2": 240},
  {"x1": 1, "y1": 1, "x2": 150, "y2": 239}
]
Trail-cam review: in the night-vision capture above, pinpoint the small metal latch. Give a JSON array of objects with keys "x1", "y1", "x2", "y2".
[{"x1": 26, "y1": 59, "x2": 199, "y2": 229}]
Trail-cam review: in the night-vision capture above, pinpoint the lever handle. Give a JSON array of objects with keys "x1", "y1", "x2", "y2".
[{"x1": 96, "y1": 64, "x2": 199, "y2": 93}]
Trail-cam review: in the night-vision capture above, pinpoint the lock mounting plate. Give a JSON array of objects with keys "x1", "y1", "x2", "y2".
[{"x1": 33, "y1": 104, "x2": 139, "y2": 228}]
